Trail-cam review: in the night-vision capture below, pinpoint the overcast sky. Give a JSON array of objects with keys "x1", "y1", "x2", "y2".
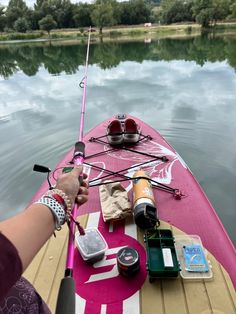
[
  {"x1": 1, "y1": 0, "x2": 34, "y2": 6},
  {"x1": 0, "y1": 0, "x2": 89, "y2": 7}
]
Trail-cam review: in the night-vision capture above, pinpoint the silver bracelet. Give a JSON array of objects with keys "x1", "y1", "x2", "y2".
[{"x1": 35, "y1": 196, "x2": 65, "y2": 230}]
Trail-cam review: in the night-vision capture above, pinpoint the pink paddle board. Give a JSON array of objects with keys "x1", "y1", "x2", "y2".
[{"x1": 31, "y1": 114, "x2": 236, "y2": 312}]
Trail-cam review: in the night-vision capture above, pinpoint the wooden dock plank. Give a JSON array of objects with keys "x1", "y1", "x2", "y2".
[
  {"x1": 204, "y1": 257, "x2": 236, "y2": 314},
  {"x1": 47, "y1": 234, "x2": 68, "y2": 312},
  {"x1": 220, "y1": 266, "x2": 236, "y2": 309},
  {"x1": 141, "y1": 278, "x2": 164, "y2": 314},
  {"x1": 162, "y1": 278, "x2": 188, "y2": 314},
  {"x1": 183, "y1": 280, "x2": 212, "y2": 313},
  {"x1": 32, "y1": 225, "x2": 69, "y2": 303},
  {"x1": 23, "y1": 241, "x2": 48, "y2": 284}
]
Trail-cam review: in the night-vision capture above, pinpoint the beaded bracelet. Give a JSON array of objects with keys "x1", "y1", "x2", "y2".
[
  {"x1": 35, "y1": 196, "x2": 65, "y2": 230},
  {"x1": 45, "y1": 189, "x2": 72, "y2": 216},
  {"x1": 35, "y1": 192, "x2": 85, "y2": 235}
]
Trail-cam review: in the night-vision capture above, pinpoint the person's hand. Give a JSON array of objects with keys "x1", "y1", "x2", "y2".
[{"x1": 55, "y1": 166, "x2": 88, "y2": 208}]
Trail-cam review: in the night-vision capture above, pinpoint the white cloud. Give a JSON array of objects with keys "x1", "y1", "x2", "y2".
[
  {"x1": 1, "y1": 59, "x2": 235, "y2": 122},
  {"x1": 0, "y1": 0, "x2": 91, "y2": 7}
]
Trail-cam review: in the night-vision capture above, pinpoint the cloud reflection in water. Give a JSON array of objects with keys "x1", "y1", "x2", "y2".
[{"x1": 0, "y1": 43, "x2": 236, "y2": 245}]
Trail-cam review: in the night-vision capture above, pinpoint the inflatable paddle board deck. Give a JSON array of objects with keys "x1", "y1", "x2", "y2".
[{"x1": 24, "y1": 115, "x2": 236, "y2": 313}]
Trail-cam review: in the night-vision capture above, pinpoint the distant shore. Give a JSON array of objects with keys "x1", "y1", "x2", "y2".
[{"x1": 1, "y1": 22, "x2": 236, "y2": 44}]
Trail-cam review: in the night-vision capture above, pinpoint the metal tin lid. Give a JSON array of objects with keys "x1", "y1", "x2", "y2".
[{"x1": 117, "y1": 247, "x2": 139, "y2": 266}]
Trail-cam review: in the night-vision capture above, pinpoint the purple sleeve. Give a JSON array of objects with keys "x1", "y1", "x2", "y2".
[{"x1": 0, "y1": 232, "x2": 22, "y2": 301}]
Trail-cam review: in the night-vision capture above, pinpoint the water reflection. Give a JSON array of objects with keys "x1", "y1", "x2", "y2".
[
  {"x1": 0, "y1": 35, "x2": 236, "y2": 246},
  {"x1": 0, "y1": 35, "x2": 236, "y2": 79}
]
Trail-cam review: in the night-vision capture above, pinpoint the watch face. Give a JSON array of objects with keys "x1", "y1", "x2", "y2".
[{"x1": 117, "y1": 247, "x2": 139, "y2": 266}]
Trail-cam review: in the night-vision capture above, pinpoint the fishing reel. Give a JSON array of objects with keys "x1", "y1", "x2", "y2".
[{"x1": 33, "y1": 141, "x2": 85, "y2": 189}]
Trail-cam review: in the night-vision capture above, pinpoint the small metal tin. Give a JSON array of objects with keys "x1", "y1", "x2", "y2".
[{"x1": 117, "y1": 247, "x2": 140, "y2": 276}]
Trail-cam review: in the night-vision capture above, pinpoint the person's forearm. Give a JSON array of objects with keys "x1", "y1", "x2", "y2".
[
  {"x1": 0, "y1": 204, "x2": 55, "y2": 271},
  {"x1": 0, "y1": 166, "x2": 87, "y2": 276}
]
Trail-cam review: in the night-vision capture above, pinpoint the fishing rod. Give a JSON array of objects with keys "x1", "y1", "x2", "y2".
[{"x1": 55, "y1": 27, "x2": 91, "y2": 314}]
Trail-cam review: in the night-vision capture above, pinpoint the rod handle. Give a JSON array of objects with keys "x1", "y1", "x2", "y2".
[{"x1": 56, "y1": 277, "x2": 75, "y2": 314}]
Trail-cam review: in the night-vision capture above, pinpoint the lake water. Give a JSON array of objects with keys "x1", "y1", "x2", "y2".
[{"x1": 0, "y1": 34, "x2": 236, "y2": 246}]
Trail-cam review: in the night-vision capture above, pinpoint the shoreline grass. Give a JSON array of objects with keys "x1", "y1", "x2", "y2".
[{"x1": 0, "y1": 22, "x2": 236, "y2": 43}]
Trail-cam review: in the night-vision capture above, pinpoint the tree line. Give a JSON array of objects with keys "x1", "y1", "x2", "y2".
[
  {"x1": 0, "y1": 0, "x2": 236, "y2": 35},
  {"x1": 158, "y1": 0, "x2": 236, "y2": 27},
  {"x1": 0, "y1": 0, "x2": 151, "y2": 34}
]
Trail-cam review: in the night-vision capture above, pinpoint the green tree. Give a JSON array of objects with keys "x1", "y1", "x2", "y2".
[
  {"x1": 39, "y1": 14, "x2": 57, "y2": 38},
  {"x1": 51, "y1": 0, "x2": 74, "y2": 28},
  {"x1": 14, "y1": 17, "x2": 29, "y2": 32},
  {"x1": 34, "y1": 0, "x2": 52, "y2": 17},
  {"x1": 229, "y1": 1, "x2": 236, "y2": 18},
  {"x1": 159, "y1": 0, "x2": 174, "y2": 24},
  {"x1": 5, "y1": 0, "x2": 29, "y2": 29},
  {"x1": 109, "y1": 0, "x2": 121, "y2": 25},
  {"x1": 151, "y1": 6, "x2": 162, "y2": 23},
  {"x1": 72, "y1": 3, "x2": 93, "y2": 27},
  {"x1": 34, "y1": 0, "x2": 55, "y2": 29},
  {"x1": 27, "y1": 8, "x2": 39, "y2": 30},
  {"x1": 161, "y1": 0, "x2": 194, "y2": 24},
  {"x1": 196, "y1": 8, "x2": 213, "y2": 27},
  {"x1": 192, "y1": 0, "x2": 214, "y2": 27},
  {"x1": 120, "y1": 0, "x2": 151, "y2": 25},
  {"x1": 91, "y1": 0, "x2": 115, "y2": 34},
  {"x1": 212, "y1": 0, "x2": 231, "y2": 24},
  {"x1": 34, "y1": 0, "x2": 74, "y2": 29},
  {"x1": 131, "y1": 0, "x2": 151, "y2": 24},
  {"x1": 119, "y1": 2, "x2": 131, "y2": 24},
  {"x1": 0, "y1": 6, "x2": 6, "y2": 31}
]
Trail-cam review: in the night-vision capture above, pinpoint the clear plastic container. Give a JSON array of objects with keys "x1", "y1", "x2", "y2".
[
  {"x1": 75, "y1": 228, "x2": 108, "y2": 263},
  {"x1": 174, "y1": 235, "x2": 213, "y2": 280}
]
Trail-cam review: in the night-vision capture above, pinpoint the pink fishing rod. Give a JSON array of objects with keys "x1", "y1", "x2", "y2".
[{"x1": 56, "y1": 27, "x2": 91, "y2": 314}]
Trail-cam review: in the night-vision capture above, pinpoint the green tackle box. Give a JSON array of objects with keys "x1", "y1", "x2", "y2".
[{"x1": 144, "y1": 229, "x2": 180, "y2": 282}]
